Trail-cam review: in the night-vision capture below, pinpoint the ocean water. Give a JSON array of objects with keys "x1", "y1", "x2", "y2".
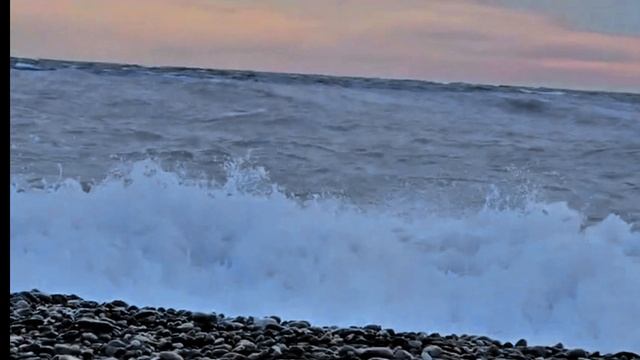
[{"x1": 9, "y1": 58, "x2": 640, "y2": 352}]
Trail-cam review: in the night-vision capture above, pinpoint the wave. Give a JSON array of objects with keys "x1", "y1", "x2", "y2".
[
  {"x1": 9, "y1": 160, "x2": 640, "y2": 353},
  {"x1": 502, "y1": 98, "x2": 550, "y2": 114}
]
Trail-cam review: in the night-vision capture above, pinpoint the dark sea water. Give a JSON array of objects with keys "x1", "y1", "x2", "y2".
[{"x1": 9, "y1": 57, "x2": 640, "y2": 352}]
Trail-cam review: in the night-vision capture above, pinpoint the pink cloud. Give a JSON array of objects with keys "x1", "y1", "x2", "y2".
[{"x1": 10, "y1": 0, "x2": 640, "y2": 92}]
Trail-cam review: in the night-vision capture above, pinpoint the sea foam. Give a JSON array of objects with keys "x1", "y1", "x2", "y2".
[{"x1": 10, "y1": 160, "x2": 640, "y2": 352}]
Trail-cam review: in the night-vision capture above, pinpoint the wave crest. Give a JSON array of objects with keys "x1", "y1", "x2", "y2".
[{"x1": 10, "y1": 160, "x2": 640, "y2": 352}]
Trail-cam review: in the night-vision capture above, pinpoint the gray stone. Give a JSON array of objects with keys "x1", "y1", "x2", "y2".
[
  {"x1": 614, "y1": 351, "x2": 640, "y2": 359},
  {"x1": 22, "y1": 315, "x2": 45, "y2": 326},
  {"x1": 221, "y1": 352, "x2": 247, "y2": 360},
  {"x1": 248, "y1": 351, "x2": 268, "y2": 360},
  {"x1": 176, "y1": 322, "x2": 195, "y2": 331},
  {"x1": 54, "y1": 344, "x2": 81, "y2": 356},
  {"x1": 76, "y1": 318, "x2": 115, "y2": 333},
  {"x1": 81, "y1": 332, "x2": 99, "y2": 342},
  {"x1": 333, "y1": 328, "x2": 366, "y2": 337},
  {"x1": 19, "y1": 343, "x2": 40, "y2": 353},
  {"x1": 221, "y1": 321, "x2": 244, "y2": 330},
  {"x1": 128, "y1": 339, "x2": 143, "y2": 349},
  {"x1": 37, "y1": 345, "x2": 56, "y2": 355},
  {"x1": 566, "y1": 348, "x2": 587, "y2": 359},
  {"x1": 14, "y1": 300, "x2": 31, "y2": 309},
  {"x1": 254, "y1": 317, "x2": 279, "y2": 328},
  {"x1": 338, "y1": 345, "x2": 358, "y2": 356},
  {"x1": 422, "y1": 345, "x2": 442, "y2": 357},
  {"x1": 135, "y1": 309, "x2": 159, "y2": 319},
  {"x1": 515, "y1": 339, "x2": 527, "y2": 347},
  {"x1": 210, "y1": 348, "x2": 230, "y2": 357},
  {"x1": 364, "y1": 324, "x2": 382, "y2": 331},
  {"x1": 288, "y1": 346, "x2": 305, "y2": 357},
  {"x1": 109, "y1": 299, "x2": 129, "y2": 308},
  {"x1": 10, "y1": 335, "x2": 24, "y2": 344},
  {"x1": 214, "y1": 344, "x2": 233, "y2": 352},
  {"x1": 524, "y1": 346, "x2": 548, "y2": 357},
  {"x1": 270, "y1": 344, "x2": 283, "y2": 357},
  {"x1": 133, "y1": 334, "x2": 156, "y2": 345},
  {"x1": 234, "y1": 339, "x2": 257, "y2": 354},
  {"x1": 52, "y1": 356, "x2": 82, "y2": 360},
  {"x1": 107, "y1": 339, "x2": 127, "y2": 348},
  {"x1": 191, "y1": 311, "x2": 215, "y2": 323},
  {"x1": 359, "y1": 347, "x2": 395, "y2": 359},
  {"x1": 158, "y1": 351, "x2": 184, "y2": 360},
  {"x1": 287, "y1": 320, "x2": 311, "y2": 328},
  {"x1": 104, "y1": 344, "x2": 126, "y2": 357},
  {"x1": 394, "y1": 349, "x2": 414, "y2": 360}
]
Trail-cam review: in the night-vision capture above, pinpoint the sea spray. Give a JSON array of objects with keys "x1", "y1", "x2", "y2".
[{"x1": 10, "y1": 160, "x2": 640, "y2": 352}]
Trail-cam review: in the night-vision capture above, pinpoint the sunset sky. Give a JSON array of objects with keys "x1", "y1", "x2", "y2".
[{"x1": 10, "y1": 0, "x2": 640, "y2": 92}]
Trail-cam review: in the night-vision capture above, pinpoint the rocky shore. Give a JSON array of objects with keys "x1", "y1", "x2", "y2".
[{"x1": 10, "y1": 291, "x2": 639, "y2": 360}]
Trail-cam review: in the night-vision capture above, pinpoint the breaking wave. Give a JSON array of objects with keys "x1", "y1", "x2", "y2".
[{"x1": 9, "y1": 160, "x2": 640, "y2": 353}]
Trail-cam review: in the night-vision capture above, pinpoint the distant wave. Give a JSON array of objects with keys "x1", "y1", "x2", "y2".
[
  {"x1": 518, "y1": 88, "x2": 566, "y2": 96},
  {"x1": 14, "y1": 56, "x2": 636, "y2": 96},
  {"x1": 10, "y1": 160, "x2": 640, "y2": 353},
  {"x1": 13, "y1": 62, "x2": 45, "y2": 71},
  {"x1": 502, "y1": 98, "x2": 550, "y2": 114}
]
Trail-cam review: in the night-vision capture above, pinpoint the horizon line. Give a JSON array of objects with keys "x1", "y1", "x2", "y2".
[{"x1": 11, "y1": 55, "x2": 639, "y2": 96}]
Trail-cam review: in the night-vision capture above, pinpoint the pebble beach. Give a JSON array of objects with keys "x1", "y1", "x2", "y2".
[{"x1": 10, "y1": 291, "x2": 640, "y2": 360}]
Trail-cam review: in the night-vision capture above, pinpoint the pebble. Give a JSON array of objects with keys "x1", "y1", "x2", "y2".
[
  {"x1": 422, "y1": 345, "x2": 442, "y2": 357},
  {"x1": 566, "y1": 348, "x2": 588, "y2": 359},
  {"x1": 287, "y1": 320, "x2": 311, "y2": 328},
  {"x1": 234, "y1": 339, "x2": 257, "y2": 353},
  {"x1": 81, "y1": 332, "x2": 99, "y2": 342},
  {"x1": 176, "y1": 322, "x2": 194, "y2": 331},
  {"x1": 54, "y1": 344, "x2": 81, "y2": 356},
  {"x1": 75, "y1": 318, "x2": 114, "y2": 333},
  {"x1": 190, "y1": 312, "x2": 216, "y2": 326},
  {"x1": 524, "y1": 346, "x2": 548, "y2": 357},
  {"x1": 14, "y1": 300, "x2": 31, "y2": 310},
  {"x1": 364, "y1": 324, "x2": 382, "y2": 331},
  {"x1": 158, "y1": 351, "x2": 184, "y2": 360},
  {"x1": 107, "y1": 339, "x2": 127, "y2": 348},
  {"x1": 254, "y1": 317, "x2": 279, "y2": 328},
  {"x1": 394, "y1": 349, "x2": 414, "y2": 360},
  {"x1": 359, "y1": 347, "x2": 395, "y2": 359},
  {"x1": 104, "y1": 344, "x2": 125, "y2": 357},
  {"x1": 22, "y1": 315, "x2": 45, "y2": 326},
  {"x1": 338, "y1": 345, "x2": 358, "y2": 356},
  {"x1": 135, "y1": 309, "x2": 159, "y2": 319}
]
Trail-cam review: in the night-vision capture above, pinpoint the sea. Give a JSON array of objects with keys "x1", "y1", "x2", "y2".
[{"x1": 9, "y1": 57, "x2": 640, "y2": 353}]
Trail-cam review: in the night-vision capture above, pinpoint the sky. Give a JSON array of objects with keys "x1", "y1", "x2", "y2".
[{"x1": 10, "y1": 0, "x2": 640, "y2": 92}]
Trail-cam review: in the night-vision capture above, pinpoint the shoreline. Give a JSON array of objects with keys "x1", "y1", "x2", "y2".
[{"x1": 10, "y1": 290, "x2": 639, "y2": 360}]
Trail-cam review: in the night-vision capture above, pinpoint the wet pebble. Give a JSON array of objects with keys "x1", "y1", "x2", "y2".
[{"x1": 8, "y1": 291, "x2": 627, "y2": 360}]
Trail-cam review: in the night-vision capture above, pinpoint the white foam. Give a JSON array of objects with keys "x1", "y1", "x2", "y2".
[
  {"x1": 10, "y1": 160, "x2": 640, "y2": 353},
  {"x1": 13, "y1": 62, "x2": 42, "y2": 71}
]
